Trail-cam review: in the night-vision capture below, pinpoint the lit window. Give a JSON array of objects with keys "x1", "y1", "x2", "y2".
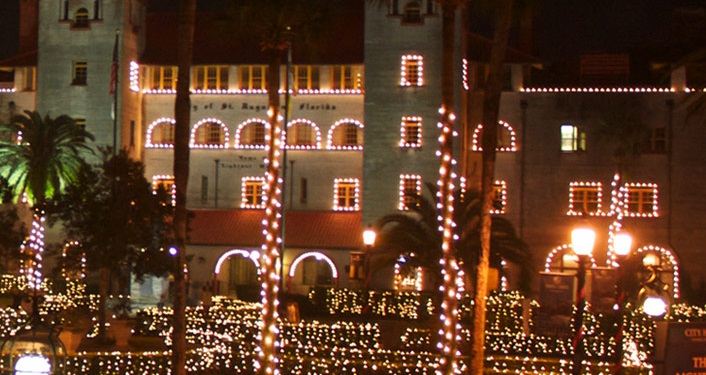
[
  {"x1": 624, "y1": 184, "x2": 658, "y2": 217},
  {"x1": 241, "y1": 177, "x2": 265, "y2": 209},
  {"x1": 239, "y1": 65, "x2": 267, "y2": 90},
  {"x1": 560, "y1": 124, "x2": 586, "y2": 152},
  {"x1": 399, "y1": 174, "x2": 421, "y2": 210},
  {"x1": 243, "y1": 122, "x2": 265, "y2": 146},
  {"x1": 491, "y1": 180, "x2": 507, "y2": 214},
  {"x1": 22, "y1": 67, "x2": 36, "y2": 91},
  {"x1": 332, "y1": 65, "x2": 359, "y2": 90},
  {"x1": 286, "y1": 120, "x2": 321, "y2": 149},
  {"x1": 149, "y1": 120, "x2": 175, "y2": 146},
  {"x1": 193, "y1": 66, "x2": 229, "y2": 91},
  {"x1": 348, "y1": 252, "x2": 365, "y2": 280},
  {"x1": 191, "y1": 119, "x2": 228, "y2": 148},
  {"x1": 294, "y1": 65, "x2": 320, "y2": 91},
  {"x1": 72, "y1": 61, "x2": 87, "y2": 85},
  {"x1": 150, "y1": 66, "x2": 177, "y2": 91},
  {"x1": 645, "y1": 127, "x2": 667, "y2": 154},
  {"x1": 152, "y1": 175, "x2": 176, "y2": 206},
  {"x1": 333, "y1": 178, "x2": 359, "y2": 211},
  {"x1": 400, "y1": 116, "x2": 422, "y2": 148},
  {"x1": 73, "y1": 8, "x2": 90, "y2": 28},
  {"x1": 400, "y1": 55, "x2": 423, "y2": 87},
  {"x1": 328, "y1": 120, "x2": 363, "y2": 150},
  {"x1": 568, "y1": 182, "x2": 602, "y2": 215},
  {"x1": 402, "y1": 1, "x2": 422, "y2": 24}
]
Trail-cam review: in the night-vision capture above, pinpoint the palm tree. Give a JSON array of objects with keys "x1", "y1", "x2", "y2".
[
  {"x1": 171, "y1": 0, "x2": 196, "y2": 374},
  {"x1": 370, "y1": 184, "x2": 531, "y2": 293},
  {"x1": 224, "y1": 2, "x2": 344, "y2": 372},
  {"x1": 0, "y1": 111, "x2": 93, "y2": 290},
  {"x1": 471, "y1": 0, "x2": 515, "y2": 372}
]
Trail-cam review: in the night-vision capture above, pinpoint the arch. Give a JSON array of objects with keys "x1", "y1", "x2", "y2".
[
  {"x1": 234, "y1": 118, "x2": 269, "y2": 149},
  {"x1": 74, "y1": 8, "x2": 90, "y2": 27},
  {"x1": 327, "y1": 118, "x2": 364, "y2": 150},
  {"x1": 402, "y1": 0, "x2": 422, "y2": 23},
  {"x1": 288, "y1": 251, "x2": 338, "y2": 279},
  {"x1": 636, "y1": 245, "x2": 680, "y2": 299},
  {"x1": 189, "y1": 118, "x2": 230, "y2": 149},
  {"x1": 544, "y1": 244, "x2": 597, "y2": 272},
  {"x1": 214, "y1": 249, "x2": 261, "y2": 275},
  {"x1": 284, "y1": 119, "x2": 322, "y2": 149},
  {"x1": 145, "y1": 118, "x2": 176, "y2": 148},
  {"x1": 471, "y1": 121, "x2": 518, "y2": 152}
]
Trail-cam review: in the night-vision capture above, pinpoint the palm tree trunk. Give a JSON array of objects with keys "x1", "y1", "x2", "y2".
[
  {"x1": 470, "y1": 0, "x2": 513, "y2": 373},
  {"x1": 171, "y1": 0, "x2": 196, "y2": 374},
  {"x1": 257, "y1": 52, "x2": 284, "y2": 375},
  {"x1": 22, "y1": 207, "x2": 45, "y2": 291},
  {"x1": 436, "y1": 2, "x2": 462, "y2": 374},
  {"x1": 97, "y1": 266, "x2": 110, "y2": 340}
]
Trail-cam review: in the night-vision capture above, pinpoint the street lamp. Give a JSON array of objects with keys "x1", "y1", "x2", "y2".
[
  {"x1": 612, "y1": 230, "x2": 633, "y2": 374},
  {"x1": 570, "y1": 225, "x2": 595, "y2": 375},
  {"x1": 362, "y1": 226, "x2": 376, "y2": 289}
]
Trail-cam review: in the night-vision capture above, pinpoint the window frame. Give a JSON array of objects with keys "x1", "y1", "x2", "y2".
[
  {"x1": 152, "y1": 175, "x2": 176, "y2": 206},
  {"x1": 567, "y1": 182, "x2": 603, "y2": 216},
  {"x1": 333, "y1": 178, "x2": 360, "y2": 211},
  {"x1": 400, "y1": 55, "x2": 424, "y2": 87},
  {"x1": 623, "y1": 183, "x2": 658, "y2": 217},
  {"x1": 400, "y1": 116, "x2": 422, "y2": 148},
  {"x1": 241, "y1": 177, "x2": 266, "y2": 209},
  {"x1": 150, "y1": 66, "x2": 177, "y2": 91},
  {"x1": 72, "y1": 61, "x2": 88, "y2": 86},
  {"x1": 193, "y1": 65, "x2": 229, "y2": 91},
  {"x1": 399, "y1": 174, "x2": 422, "y2": 211},
  {"x1": 560, "y1": 124, "x2": 587, "y2": 152},
  {"x1": 239, "y1": 65, "x2": 267, "y2": 91},
  {"x1": 294, "y1": 65, "x2": 320, "y2": 91},
  {"x1": 490, "y1": 180, "x2": 507, "y2": 214}
]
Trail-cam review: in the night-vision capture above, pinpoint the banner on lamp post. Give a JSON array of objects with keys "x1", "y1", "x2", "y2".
[{"x1": 535, "y1": 272, "x2": 576, "y2": 337}]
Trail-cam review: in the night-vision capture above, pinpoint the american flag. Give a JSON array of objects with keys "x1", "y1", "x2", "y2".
[{"x1": 109, "y1": 31, "x2": 119, "y2": 94}]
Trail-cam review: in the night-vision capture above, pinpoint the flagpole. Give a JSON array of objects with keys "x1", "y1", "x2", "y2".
[
  {"x1": 111, "y1": 29, "x2": 120, "y2": 156},
  {"x1": 279, "y1": 35, "x2": 292, "y2": 293}
]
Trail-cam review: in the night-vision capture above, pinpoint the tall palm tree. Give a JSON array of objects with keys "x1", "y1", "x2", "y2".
[
  {"x1": 171, "y1": 0, "x2": 196, "y2": 373},
  {"x1": 225, "y1": 2, "x2": 344, "y2": 372},
  {"x1": 472, "y1": 0, "x2": 515, "y2": 373},
  {"x1": 370, "y1": 185, "x2": 531, "y2": 294},
  {"x1": 0, "y1": 111, "x2": 93, "y2": 290}
]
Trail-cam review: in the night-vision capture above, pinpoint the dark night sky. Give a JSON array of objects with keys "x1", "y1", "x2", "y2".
[{"x1": 0, "y1": 0, "x2": 705, "y2": 62}]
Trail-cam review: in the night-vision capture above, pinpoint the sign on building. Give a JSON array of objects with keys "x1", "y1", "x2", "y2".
[
  {"x1": 655, "y1": 322, "x2": 706, "y2": 374},
  {"x1": 535, "y1": 272, "x2": 575, "y2": 337}
]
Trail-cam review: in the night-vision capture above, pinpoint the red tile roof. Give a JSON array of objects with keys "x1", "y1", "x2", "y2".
[{"x1": 188, "y1": 209, "x2": 363, "y2": 249}]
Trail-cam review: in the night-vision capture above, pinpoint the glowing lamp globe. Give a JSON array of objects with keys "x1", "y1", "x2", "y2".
[
  {"x1": 363, "y1": 227, "x2": 376, "y2": 248},
  {"x1": 613, "y1": 231, "x2": 633, "y2": 257},
  {"x1": 571, "y1": 227, "x2": 596, "y2": 256},
  {"x1": 643, "y1": 253, "x2": 660, "y2": 267},
  {"x1": 14, "y1": 354, "x2": 51, "y2": 375},
  {"x1": 643, "y1": 296, "x2": 668, "y2": 317}
]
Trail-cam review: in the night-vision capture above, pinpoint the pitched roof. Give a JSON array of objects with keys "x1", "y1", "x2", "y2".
[{"x1": 188, "y1": 209, "x2": 363, "y2": 249}]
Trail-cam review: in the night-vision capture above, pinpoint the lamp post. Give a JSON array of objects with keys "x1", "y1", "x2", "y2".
[
  {"x1": 612, "y1": 230, "x2": 633, "y2": 375},
  {"x1": 570, "y1": 225, "x2": 596, "y2": 375},
  {"x1": 362, "y1": 226, "x2": 376, "y2": 289}
]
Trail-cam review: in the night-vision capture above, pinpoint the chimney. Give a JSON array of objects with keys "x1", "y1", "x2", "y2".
[{"x1": 18, "y1": 0, "x2": 38, "y2": 53}]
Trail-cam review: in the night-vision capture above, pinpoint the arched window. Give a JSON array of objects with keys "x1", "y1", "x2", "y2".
[
  {"x1": 285, "y1": 119, "x2": 321, "y2": 149},
  {"x1": 471, "y1": 121, "x2": 517, "y2": 152},
  {"x1": 235, "y1": 119, "x2": 268, "y2": 149},
  {"x1": 190, "y1": 118, "x2": 229, "y2": 148},
  {"x1": 214, "y1": 249, "x2": 261, "y2": 300},
  {"x1": 145, "y1": 118, "x2": 175, "y2": 148},
  {"x1": 402, "y1": 1, "x2": 422, "y2": 24},
  {"x1": 74, "y1": 8, "x2": 90, "y2": 28},
  {"x1": 288, "y1": 252, "x2": 338, "y2": 288},
  {"x1": 327, "y1": 119, "x2": 363, "y2": 150}
]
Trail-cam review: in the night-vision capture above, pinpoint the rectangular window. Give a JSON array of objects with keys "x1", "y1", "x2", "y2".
[
  {"x1": 74, "y1": 118, "x2": 86, "y2": 131},
  {"x1": 201, "y1": 176, "x2": 208, "y2": 204},
  {"x1": 239, "y1": 65, "x2": 267, "y2": 90},
  {"x1": 22, "y1": 67, "x2": 36, "y2": 91},
  {"x1": 294, "y1": 65, "x2": 320, "y2": 91},
  {"x1": 207, "y1": 123, "x2": 222, "y2": 145},
  {"x1": 129, "y1": 120, "x2": 135, "y2": 147},
  {"x1": 560, "y1": 124, "x2": 586, "y2": 152},
  {"x1": 241, "y1": 177, "x2": 265, "y2": 209},
  {"x1": 150, "y1": 66, "x2": 177, "y2": 91},
  {"x1": 400, "y1": 55, "x2": 423, "y2": 86},
  {"x1": 491, "y1": 180, "x2": 507, "y2": 214},
  {"x1": 399, "y1": 174, "x2": 421, "y2": 210},
  {"x1": 332, "y1": 65, "x2": 355, "y2": 90},
  {"x1": 193, "y1": 65, "x2": 228, "y2": 91},
  {"x1": 568, "y1": 182, "x2": 602, "y2": 215},
  {"x1": 348, "y1": 252, "x2": 365, "y2": 280},
  {"x1": 152, "y1": 175, "x2": 176, "y2": 206},
  {"x1": 333, "y1": 178, "x2": 359, "y2": 211},
  {"x1": 624, "y1": 184, "x2": 658, "y2": 217},
  {"x1": 645, "y1": 127, "x2": 667, "y2": 154},
  {"x1": 400, "y1": 116, "x2": 422, "y2": 148},
  {"x1": 72, "y1": 61, "x2": 88, "y2": 85},
  {"x1": 344, "y1": 125, "x2": 359, "y2": 146},
  {"x1": 300, "y1": 178, "x2": 308, "y2": 204}
]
